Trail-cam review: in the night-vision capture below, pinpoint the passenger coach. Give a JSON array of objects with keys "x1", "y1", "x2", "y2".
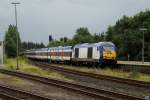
[{"x1": 47, "y1": 46, "x2": 72, "y2": 63}]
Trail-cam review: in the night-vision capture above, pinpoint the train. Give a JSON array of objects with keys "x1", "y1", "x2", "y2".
[{"x1": 25, "y1": 42, "x2": 118, "y2": 66}]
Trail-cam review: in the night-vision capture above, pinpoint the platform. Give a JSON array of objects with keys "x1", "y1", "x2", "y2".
[{"x1": 118, "y1": 61, "x2": 150, "y2": 66}]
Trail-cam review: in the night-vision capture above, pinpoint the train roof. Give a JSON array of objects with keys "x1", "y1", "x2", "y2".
[
  {"x1": 26, "y1": 48, "x2": 48, "y2": 52},
  {"x1": 74, "y1": 42, "x2": 115, "y2": 48},
  {"x1": 26, "y1": 46, "x2": 72, "y2": 52},
  {"x1": 48, "y1": 46, "x2": 72, "y2": 50}
]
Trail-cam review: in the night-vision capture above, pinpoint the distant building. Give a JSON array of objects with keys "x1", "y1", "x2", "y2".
[{"x1": 0, "y1": 41, "x2": 4, "y2": 64}]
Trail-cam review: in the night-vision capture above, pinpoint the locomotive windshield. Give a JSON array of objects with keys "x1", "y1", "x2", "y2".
[{"x1": 103, "y1": 46, "x2": 114, "y2": 51}]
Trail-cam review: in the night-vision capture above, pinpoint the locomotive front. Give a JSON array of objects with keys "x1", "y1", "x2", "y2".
[{"x1": 99, "y1": 42, "x2": 117, "y2": 64}]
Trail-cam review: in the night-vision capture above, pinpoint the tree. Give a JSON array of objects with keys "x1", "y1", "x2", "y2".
[
  {"x1": 105, "y1": 10, "x2": 150, "y2": 61},
  {"x1": 93, "y1": 32, "x2": 105, "y2": 42},
  {"x1": 22, "y1": 41, "x2": 45, "y2": 50},
  {"x1": 5, "y1": 25, "x2": 21, "y2": 57},
  {"x1": 47, "y1": 27, "x2": 107, "y2": 47},
  {"x1": 73, "y1": 27, "x2": 93, "y2": 44}
]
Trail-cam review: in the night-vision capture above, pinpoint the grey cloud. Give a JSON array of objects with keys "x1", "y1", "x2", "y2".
[{"x1": 0, "y1": 0, "x2": 150, "y2": 44}]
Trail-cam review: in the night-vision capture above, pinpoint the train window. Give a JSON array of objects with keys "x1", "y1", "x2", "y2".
[
  {"x1": 87, "y1": 47, "x2": 93, "y2": 58},
  {"x1": 75, "y1": 48, "x2": 79, "y2": 58}
]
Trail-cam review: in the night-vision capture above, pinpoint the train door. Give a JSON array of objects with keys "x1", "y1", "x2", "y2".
[
  {"x1": 87, "y1": 47, "x2": 93, "y2": 59},
  {"x1": 75, "y1": 48, "x2": 79, "y2": 58}
]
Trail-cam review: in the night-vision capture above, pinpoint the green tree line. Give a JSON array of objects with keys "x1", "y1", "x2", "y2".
[
  {"x1": 22, "y1": 42, "x2": 45, "y2": 51},
  {"x1": 48, "y1": 27, "x2": 105, "y2": 47}
]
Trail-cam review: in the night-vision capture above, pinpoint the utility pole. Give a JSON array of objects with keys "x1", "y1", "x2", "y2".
[
  {"x1": 142, "y1": 30, "x2": 144, "y2": 64},
  {"x1": 139, "y1": 28, "x2": 147, "y2": 64},
  {"x1": 11, "y1": 2, "x2": 20, "y2": 70}
]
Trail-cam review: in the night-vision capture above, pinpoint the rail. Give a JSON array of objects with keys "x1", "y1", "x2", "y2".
[{"x1": 0, "y1": 68, "x2": 145, "y2": 100}]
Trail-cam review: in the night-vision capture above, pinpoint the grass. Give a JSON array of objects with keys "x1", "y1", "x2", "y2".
[
  {"x1": 51, "y1": 63, "x2": 150, "y2": 82},
  {"x1": 4, "y1": 57, "x2": 150, "y2": 82},
  {"x1": 4, "y1": 57, "x2": 73, "y2": 82}
]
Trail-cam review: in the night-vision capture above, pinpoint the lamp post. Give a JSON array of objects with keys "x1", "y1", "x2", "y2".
[
  {"x1": 11, "y1": 2, "x2": 20, "y2": 70},
  {"x1": 139, "y1": 28, "x2": 147, "y2": 64}
]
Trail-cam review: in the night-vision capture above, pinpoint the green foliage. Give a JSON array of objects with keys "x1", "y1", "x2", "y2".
[
  {"x1": 5, "y1": 25, "x2": 21, "y2": 57},
  {"x1": 22, "y1": 41, "x2": 45, "y2": 51},
  {"x1": 4, "y1": 25, "x2": 45, "y2": 55},
  {"x1": 48, "y1": 40, "x2": 62, "y2": 47},
  {"x1": 48, "y1": 27, "x2": 105, "y2": 47},
  {"x1": 73, "y1": 27, "x2": 93, "y2": 44},
  {"x1": 105, "y1": 10, "x2": 150, "y2": 61},
  {"x1": 93, "y1": 32, "x2": 105, "y2": 42}
]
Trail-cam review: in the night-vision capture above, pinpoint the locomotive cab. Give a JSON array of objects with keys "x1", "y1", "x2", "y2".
[{"x1": 99, "y1": 42, "x2": 117, "y2": 65}]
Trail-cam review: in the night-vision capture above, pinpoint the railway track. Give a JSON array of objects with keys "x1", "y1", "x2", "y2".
[
  {"x1": 0, "y1": 68, "x2": 145, "y2": 100},
  {"x1": 0, "y1": 93, "x2": 19, "y2": 100},
  {"x1": 33, "y1": 61, "x2": 150, "y2": 89},
  {"x1": 0, "y1": 83, "x2": 52, "y2": 100}
]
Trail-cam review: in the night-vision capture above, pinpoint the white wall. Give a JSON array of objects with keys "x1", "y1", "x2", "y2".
[{"x1": 0, "y1": 41, "x2": 4, "y2": 64}]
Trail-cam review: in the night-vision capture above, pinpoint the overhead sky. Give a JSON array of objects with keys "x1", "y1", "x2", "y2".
[{"x1": 0, "y1": 0, "x2": 150, "y2": 44}]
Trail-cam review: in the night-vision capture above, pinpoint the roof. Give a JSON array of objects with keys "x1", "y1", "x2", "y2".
[
  {"x1": 74, "y1": 42, "x2": 115, "y2": 48},
  {"x1": 26, "y1": 46, "x2": 72, "y2": 52},
  {"x1": 26, "y1": 48, "x2": 48, "y2": 52},
  {"x1": 48, "y1": 46, "x2": 72, "y2": 50}
]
